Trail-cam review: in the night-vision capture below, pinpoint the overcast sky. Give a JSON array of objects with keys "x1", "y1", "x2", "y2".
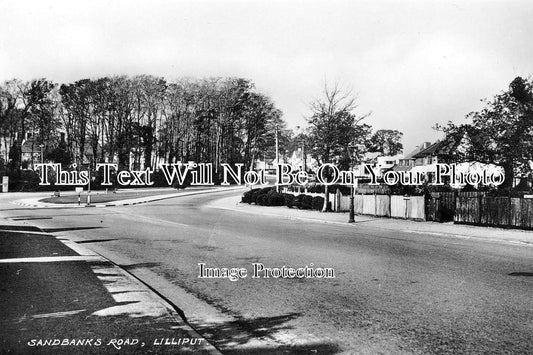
[{"x1": 1, "y1": 0, "x2": 532, "y2": 153}]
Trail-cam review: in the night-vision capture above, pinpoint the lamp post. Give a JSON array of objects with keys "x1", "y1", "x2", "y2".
[
  {"x1": 348, "y1": 143, "x2": 357, "y2": 223},
  {"x1": 275, "y1": 124, "x2": 279, "y2": 192},
  {"x1": 86, "y1": 160, "x2": 92, "y2": 206}
]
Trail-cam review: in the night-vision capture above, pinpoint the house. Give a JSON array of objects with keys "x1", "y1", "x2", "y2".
[
  {"x1": 375, "y1": 154, "x2": 403, "y2": 175},
  {"x1": 395, "y1": 142, "x2": 432, "y2": 169},
  {"x1": 355, "y1": 152, "x2": 403, "y2": 177},
  {"x1": 20, "y1": 134, "x2": 44, "y2": 168}
]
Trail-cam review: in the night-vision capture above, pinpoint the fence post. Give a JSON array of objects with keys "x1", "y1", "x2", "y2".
[
  {"x1": 403, "y1": 194, "x2": 409, "y2": 219},
  {"x1": 477, "y1": 193, "x2": 483, "y2": 225},
  {"x1": 507, "y1": 196, "x2": 512, "y2": 226}
]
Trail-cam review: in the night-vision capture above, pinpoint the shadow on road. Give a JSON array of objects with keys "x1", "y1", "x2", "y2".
[
  {"x1": 0, "y1": 225, "x2": 42, "y2": 232},
  {"x1": 508, "y1": 272, "x2": 533, "y2": 276},
  {"x1": 77, "y1": 238, "x2": 121, "y2": 244},
  {"x1": 195, "y1": 312, "x2": 341, "y2": 354},
  {"x1": 120, "y1": 262, "x2": 162, "y2": 270},
  {"x1": 42, "y1": 226, "x2": 105, "y2": 233},
  {"x1": 225, "y1": 343, "x2": 341, "y2": 354},
  {"x1": 0, "y1": 230, "x2": 78, "y2": 258}
]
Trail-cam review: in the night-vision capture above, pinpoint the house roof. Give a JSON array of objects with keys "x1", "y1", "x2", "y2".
[
  {"x1": 412, "y1": 141, "x2": 441, "y2": 158},
  {"x1": 411, "y1": 137, "x2": 461, "y2": 159},
  {"x1": 402, "y1": 143, "x2": 430, "y2": 160}
]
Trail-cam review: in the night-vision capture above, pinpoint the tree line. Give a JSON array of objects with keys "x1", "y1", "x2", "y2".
[
  {"x1": 438, "y1": 76, "x2": 533, "y2": 190},
  {"x1": 0, "y1": 75, "x2": 291, "y2": 177}
]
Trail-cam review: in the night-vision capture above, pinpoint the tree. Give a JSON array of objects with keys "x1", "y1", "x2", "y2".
[
  {"x1": 1, "y1": 75, "x2": 287, "y2": 185},
  {"x1": 0, "y1": 80, "x2": 24, "y2": 170},
  {"x1": 439, "y1": 76, "x2": 533, "y2": 189},
  {"x1": 369, "y1": 129, "x2": 403, "y2": 156},
  {"x1": 59, "y1": 79, "x2": 92, "y2": 167},
  {"x1": 307, "y1": 82, "x2": 371, "y2": 210}
]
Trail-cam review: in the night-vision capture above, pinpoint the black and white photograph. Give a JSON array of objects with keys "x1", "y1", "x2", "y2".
[{"x1": 0, "y1": 0, "x2": 532, "y2": 354}]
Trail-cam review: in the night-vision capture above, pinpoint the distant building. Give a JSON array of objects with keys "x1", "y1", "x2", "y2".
[{"x1": 355, "y1": 152, "x2": 403, "y2": 177}]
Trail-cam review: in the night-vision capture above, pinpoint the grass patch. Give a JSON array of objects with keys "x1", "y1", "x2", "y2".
[{"x1": 39, "y1": 188, "x2": 185, "y2": 204}]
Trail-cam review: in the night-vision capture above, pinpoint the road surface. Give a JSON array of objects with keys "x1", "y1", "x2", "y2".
[{"x1": 0, "y1": 190, "x2": 532, "y2": 354}]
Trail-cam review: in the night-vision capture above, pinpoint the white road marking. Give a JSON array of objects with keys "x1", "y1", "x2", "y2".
[
  {"x1": 31, "y1": 309, "x2": 87, "y2": 319},
  {"x1": 0, "y1": 255, "x2": 105, "y2": 263}
]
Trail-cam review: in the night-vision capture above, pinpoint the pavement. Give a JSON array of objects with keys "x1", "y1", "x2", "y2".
[{"x1": 0, "y1": 217, "x2": 221, "y2": 354}]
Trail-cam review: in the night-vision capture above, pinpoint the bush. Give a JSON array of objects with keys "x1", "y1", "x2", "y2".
[
  {"x1": 292, "y1": 194, "x2": 303, "y2": 209},
  {"x1": 241, "y1": 189, "x2": 253, "y2": 203},
  {"x1": 9, "y1": 170, "x2": 41, "y2": 192},
  {"x1": 301, "y1": 195, "x2": 313, "y2": 210},
  {"x1": 284, "y1": 193, "x2": 295, "y2": 208},
  {"x1": 240, "y1": 187, "x2": 274, "y2": 204},
  {"x1": 267, "y1": 192, "x2": 285, "y2": 206},
  {"x1": 253, "y1": 187, "x2": 273, "y2": 204},
  {"x1": 256, "y1": 194, "x2": 267, "y2": 206},
  {"x1": 312, "y1": 196, "x2": 324, "y2": 210},
  {"x1": 241, "y1": 188, "x2": 329, "y2": 212}
]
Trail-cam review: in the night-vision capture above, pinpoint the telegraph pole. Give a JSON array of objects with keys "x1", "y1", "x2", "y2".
[
  {"x1": 275, "y1": 124, "x2": 279, "y2": 192},
  {"x1": 348, "y1": 143, "x2": 356, "y2": 223}
]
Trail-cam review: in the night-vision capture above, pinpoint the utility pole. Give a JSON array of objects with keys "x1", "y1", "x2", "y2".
[
  {"x1": 275, "y1": 124, "x2": 279, "y2": 192},
  {"x1": 348, "y1": 143, "x2": 356, "y2": 223}
]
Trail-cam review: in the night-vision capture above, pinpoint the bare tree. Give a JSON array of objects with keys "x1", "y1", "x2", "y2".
[{"x1": 308, "y1": 81, "x2": 371, "y2": 210}]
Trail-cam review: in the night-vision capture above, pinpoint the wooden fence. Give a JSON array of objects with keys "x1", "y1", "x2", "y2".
[
  {"x1": 331, "y1": 192, "x2": 425, "y2": 220},
  {"x1": 425, "y1": 192, "x2": 457, "y2": 222},
  {"x1": 285, "y1": 187, "x2": 533, "y2": 228},
  {"x1": 455, "y1": 195, "x2": 533, "y2": 229}
]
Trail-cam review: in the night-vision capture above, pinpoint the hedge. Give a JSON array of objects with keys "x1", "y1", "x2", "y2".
[{"x1": 241, "y1": 188, "x2": 324, "y2": 211}]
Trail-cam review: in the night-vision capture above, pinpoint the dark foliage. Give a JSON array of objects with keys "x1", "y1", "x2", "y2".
[
  {"x1": 312, "y1": 196, "x2": 325, "y2": 210},
  {"x1": 301, "y1": 195, "x2": 313, "y2": 209},
  {"x1": 284, "y1": 193, "x2": 295, "y2": 208},
  {"x1": 267, "y1": 191, "x2": 285, "y2": 206}
]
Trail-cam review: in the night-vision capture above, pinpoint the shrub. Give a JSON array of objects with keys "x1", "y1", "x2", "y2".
[
  {"x1": 249, "y1": 189, "x2": 260, "y2": 204},
  {"x1": 9, "y1": 170, "x2": 40, "y2": 192},
  {"x1": 241, "y1": 187, "x2": 273, "y2": 204},
  {"x1": 242, "y1": 188, "x2": 328, "y2": 212},
  {"x1": 267, "y1": 192, "x2": 285, "y2": 206},
  {"x1": 241, "y1": 189, "x2": 253, "y2": 203},
  {"x1": 256, "y1": 194, "x2": 267, "y2": 206},
  {"x1": 253, "y1": 187, "x2": 273, "y2": 204},
  {"x1": 292, "y1": 194, "x2": 303, "y2": 209},
  {"x1": 301, "y1": 195, "x2": 313, "y2": 210},
  {"x1": 284, "y1": 193, "x2": 295, "y2": 208},
  {"x1": 312, "y1": 196, "x2": 324, "y2": 210}
]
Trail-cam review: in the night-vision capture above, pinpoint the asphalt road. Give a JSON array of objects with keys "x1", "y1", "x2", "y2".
[{"x1": 1, "y1": 190, "x2": 532, "y2": 354}]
